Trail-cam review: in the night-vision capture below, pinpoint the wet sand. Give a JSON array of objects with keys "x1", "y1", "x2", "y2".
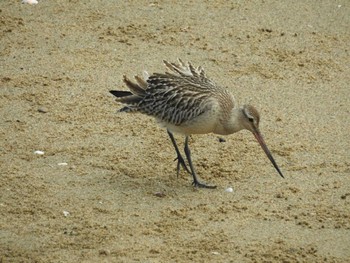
[{"x1": 1, "y1": 1, "x2": 349, "y2": 262}]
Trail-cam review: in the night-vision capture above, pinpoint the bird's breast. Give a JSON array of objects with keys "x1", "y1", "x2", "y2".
[{"x1": 159, "y1": 102, "x2": 221, "y2": 135}]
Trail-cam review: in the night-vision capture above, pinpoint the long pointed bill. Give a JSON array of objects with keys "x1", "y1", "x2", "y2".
[{"x1": 253, "y1": 130, "x2": 284, "y2": 178}]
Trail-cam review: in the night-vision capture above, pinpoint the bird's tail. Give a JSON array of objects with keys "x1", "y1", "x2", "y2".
[{"x1": 110, "y1": 73, "x2": 149, "y2": 112}]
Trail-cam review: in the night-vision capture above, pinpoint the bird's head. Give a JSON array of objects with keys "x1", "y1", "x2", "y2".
[
  {"x1": 241, "y1": 104, "x2": 284, "y2": 178},
  {"x1": 241, "y1": 104, "x2": 260, "y2": 132}
]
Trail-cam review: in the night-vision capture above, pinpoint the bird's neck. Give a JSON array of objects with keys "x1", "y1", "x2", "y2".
[{"x1": 215, "y1": 107, "x2": 245, "y2": 135}]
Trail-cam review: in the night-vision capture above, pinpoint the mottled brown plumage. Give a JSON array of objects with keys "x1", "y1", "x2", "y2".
[{"x1": 110, "y1": 59, "x2": 284, "y2": 188}]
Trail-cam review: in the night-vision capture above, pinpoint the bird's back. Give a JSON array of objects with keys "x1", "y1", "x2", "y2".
[{"x1": 111, "y1": 60, "x2": 235, "y2": 134}]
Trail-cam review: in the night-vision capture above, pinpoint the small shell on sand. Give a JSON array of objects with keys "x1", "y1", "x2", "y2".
[
  {"x1": 22, "y1": 0, "x2": 38, "y2": 4},
  {"x1": 225, "y1": 187, "x2": 233, "y2": 193}
]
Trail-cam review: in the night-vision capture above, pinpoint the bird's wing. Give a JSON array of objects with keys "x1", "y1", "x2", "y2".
[
  {"x1": 137, "y1": 72, "x2": 217, "y2": 125},
  {"x1": 112, "y1": 59, "x2": 225, "y2": 125}
]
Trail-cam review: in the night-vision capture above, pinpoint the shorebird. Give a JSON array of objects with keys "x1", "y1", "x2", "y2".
[{"x1": 110, "y1": 59, "x2": 284, "y2": 188}]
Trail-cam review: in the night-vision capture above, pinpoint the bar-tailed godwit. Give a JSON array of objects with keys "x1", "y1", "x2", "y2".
[{"x1": 110, "y1": 59, "x2": 284, "y2": 188}]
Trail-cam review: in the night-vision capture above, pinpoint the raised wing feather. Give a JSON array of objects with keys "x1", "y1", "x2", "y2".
[{"x1": 111, "y1": 59, "x2": 224, "y2": 125}]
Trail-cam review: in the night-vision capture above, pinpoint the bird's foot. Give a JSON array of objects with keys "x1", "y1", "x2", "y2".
[
  {"x1": 174, "y1": 155, "x2": 191, "y2": 176},
  {"x1": 192, "y1": 180, "x2": 217, "y2": 189}
]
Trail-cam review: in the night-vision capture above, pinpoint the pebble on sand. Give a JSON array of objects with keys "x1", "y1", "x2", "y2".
[
  {"x1": 38, "y1": 107, "x2": 48, "y2": 113},
  {"x1": 34, "y1": 150, "x2": 44, "y2": 155}
]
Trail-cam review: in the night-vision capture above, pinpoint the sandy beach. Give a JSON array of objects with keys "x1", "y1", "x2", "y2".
[{"x1": 1, "y1": 0, "x2": 349, "y2": 262}]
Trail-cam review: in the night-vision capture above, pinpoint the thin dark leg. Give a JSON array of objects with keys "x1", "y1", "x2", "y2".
[
  {"x1": 167, "y1": 130, "x2": 191, "y2": 176},
  {"x1": 184, "y1": 136, "x2": 217, "y2": 189}
]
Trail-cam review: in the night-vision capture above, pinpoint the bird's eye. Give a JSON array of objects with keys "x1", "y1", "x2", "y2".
[{"x1": 248, "y1": 117, "x2": 254, "y2": 122}]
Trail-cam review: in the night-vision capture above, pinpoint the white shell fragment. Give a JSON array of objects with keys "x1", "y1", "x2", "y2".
[
  {"x1": 63, "y1": 211, "x2": 70, "y2": 217},
  {"x1": 225, "y1": 187, "x2": 233, "y2": 193},
  {"x1": 34, "y1": 150, "x2": 44, "y2": 155},
  {"x1": 58, "y1": 162, "x2": 68, "y2": 166},
  {"x1": 22, "y1": 0, "x2": 38, "y2": 4}
]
